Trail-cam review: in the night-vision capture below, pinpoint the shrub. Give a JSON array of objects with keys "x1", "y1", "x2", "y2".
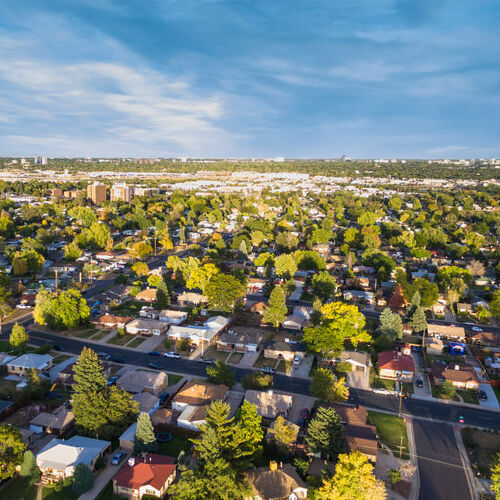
[{"x1": 242, "y1": 372, "x2": 273, "y2": 390}]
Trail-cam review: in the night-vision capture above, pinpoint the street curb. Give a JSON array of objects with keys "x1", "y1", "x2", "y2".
[
  {"x1": 453, "y1": 426, "x2": 480, "y2": 500},
  {"x1": 406, "y1": 418, "x2": 420, "y2": 500}
]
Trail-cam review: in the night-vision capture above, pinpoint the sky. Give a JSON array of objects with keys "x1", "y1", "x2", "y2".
[{"x1": 0, "y1": 0, "x2": 499, "y2": 158}]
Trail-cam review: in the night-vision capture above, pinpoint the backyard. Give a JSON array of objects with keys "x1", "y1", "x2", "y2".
[{"x1": 367, "y1": 411, "x2": 409, "y2": 460}]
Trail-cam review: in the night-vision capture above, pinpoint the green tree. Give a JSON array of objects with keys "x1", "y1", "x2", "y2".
[
  {"x1": 306, "y1": 406, "x2": 345, "y2": 460},
  {"x1": 64, "y1": 241, "x2": 83, "y2": 261},
  {"x1": 303, "y1": 302, "x2": 372, "y2": 356},
  {"x1": 10, "y1": 322, "x2": 29, "y2": 350},
  {"x1": 263, "y1": 286, "x2": 288, "y2": 330},
  {"x1": 205, "y1": 274, "x2": 245, "y2": 312},
  {"x1": 73, "y1": 347, "x2": 107, "y2": 394},
  {"x1": 491, "y1": 453, "x2": 500, "y2": 500},
  {"x1": 129, "y1": 241, "x2": 153, "y2": 260},
  {"x1": 378, "y1": 308, "x2": 403, "y2": 340},
  {"x1": 134, "y1": 412, "x2": 157, "y2": 454},
  {"x1": 0, "y1": 424, "x2": 25, "y2": 480},
  {"x1": 19, "y1": 450, "x2": 40, "y2": 484},
  {"x1": 267, "y1": 415, "x2": 298, "y2": 451},
  {"x1": 490, "y1": 290, "x2": 500, "y2": 320},
  {"x1": 312, "y1": 271, "x2": 337, "y2": 300},
  {"x1": 274, "y1": 253, "x2": 297, "y2": 279},
  {"x1": 206, "y1": 361, "x2": 235, "y2": 387},
  {"x1": 311, "y1": 369, "x2": 349, "y2": 403},
  {"x1": 315, "y1": 451, "x2": 387, "y2": 500},
  {"x1": 72, "y1": 463, "x2": 94, "y2": 495},
  {"x1": 410, "y1": 305, "x2": 427, "y2": 334},
  {"x1": 440, "y1": 380, "x2": 456, "y2": 399},
  {"x1": 155, "y1": 280, "x2": 171, "y2": 309},
  {"x1": 186, "y1": 263, "x2": 219, "y2": 293},
  {"x1": 13, "y1": 250, "x2": 45, "y2": 276},
  {"x1": 88, "y1": 221, "x2": 112, "y2": 250}
]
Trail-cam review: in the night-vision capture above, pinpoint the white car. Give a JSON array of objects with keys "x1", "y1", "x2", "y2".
[
  {"x1": 471, "y1": 326, "x2": 483, "y2": 332},
  {"x1": 293, "y1": 355, "x2": 302, "y2": 365},
  {"x1": 163, "y1": 351, "x2": 181, "y2": 359},
  {"x1": 16, "y1": 304, "x2": 30, "y2": 309}
]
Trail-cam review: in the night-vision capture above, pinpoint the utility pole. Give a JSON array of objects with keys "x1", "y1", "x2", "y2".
[
  {"x1": 398, "y1": 375, "x2": 403, "y2": 417},
  {"x1": 397, "y1": 435, "x2": 404, "y2": 466},
  {"x1": 55, "y1": 268, "x2": 58, "y2": 295},
  {"x1": 90, "y1": 257, "x2": 93, "y2": 285},
  {"x1": 154, "y1": 231, "x2": 157, "y2": 257}
]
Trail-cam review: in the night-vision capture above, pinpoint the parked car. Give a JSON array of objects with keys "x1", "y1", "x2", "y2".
[
  {"x1": 471, "y1": 326, "x2": 483, "y2": 332},
  {"x1": 259, "y1": 367, "x2": 276, "y2": 375},
  {"x1": 199, "y1": 358, "x2": 215, "y2": 364},
  {"x1": 163, "y1": 351, "x2": 181, "y2": 359},
  {"x1": 52, "y1": 344, "x2": 64, "y2": 352},
  {"x1": 111, "y1": 451, "x2": 126, "y2": 465},
  {"x1": 16, "y1": 304, "x2": 30, "y2": 309},
  {"x1": 293, "y1": 355, "x2": 302, "y2": 366},
  {"x1": 478, "y1": 390, "x2": 488, "y2": 401},
  {"x1": 97, "y1": 352, "x2": 111, "y2": 361},
  {"x1": 416, "y1": 379, "x2": 424, "y2": 388},
  {"x1": 106, "y1": 376, "x2": 118, "y2": 386},
  {"x1": 148, "y1": 351, "x2": 161, "y2": 356},
  {"x1": 148, "y1": 362, "x2": 162, "y2": 370},
  {"x1": 189, "y1": 344, "x2": 197, "y2": 353},
  {"x1": 159, "y1": 392, "x2": 170, "y2": 404}
]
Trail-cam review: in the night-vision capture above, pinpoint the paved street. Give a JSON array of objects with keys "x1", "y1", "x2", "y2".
[{"x1": 413, "y1": 421, "x2": 472, "y2": 500}]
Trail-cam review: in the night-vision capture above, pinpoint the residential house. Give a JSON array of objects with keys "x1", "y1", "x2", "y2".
[
  {"x1": 125, "y1": 318, "x2": 169, "y2": 336},
  {"x1": 132, "y1": 392, "x2": 160, "y2": 415},
  {"x1": 217, "y1": 332, "x2": 263, "y2": 353},
  {"x1": 431, "y1": 363, "x2": 480, "y2": 390},
  {"x1": 36, "y1": 435, "x2": 110, "y2": 480},
  {"x1": 92, "y1": 314, "x2": 133, "y2": 330},
  {"x1": 321, "y1": 350, "x2": 371, "y2": 373},
  {"x1": 7, "y1": 354, "x2": 53, "y2": 375},
  {"x1": 332, "y1": 404, "x2": 378, "y2": 463},
  {"x1": 457, "y1": 303, "x2": 473, "y2": 315},
  {"x1": 378, "y1": 351, "x2": 415, "y2": 382},
  {"x1": 117, "y1": 370, "x2": 168, "y2": 396},
  {"x1": 176, "y1": 292, "x2": 208, "y2": 307},
  {"x1": 264, "y1": 340, "x2": 306, "y2": 363},
  {"x1": 468, "y1": 331, "x2": 500, "y2": 347},
  {"x1": 29, "y1": 405, "x2": 74, "y2": 436},
  {"x1": 343, "y1": 290, "x2": 374, "y2": 304},
  {"x1": 244, "y1": 390, "x2": 293, "y2": 420},
  {"x1": 177, "y1": 404, "x2": 210, "y2": 431},
  {"x1": 431, "y1": 301, "x2": 446, "y2": 316},
  {"x1": 427, "y1": 324, "x2": 466, "y2": 342},
  {"x1": 282, "y1": 315, "x2": 306, "y2": 331},
  {"x1": 168, "y1": 316, "x2": 229, "y2": 347},
  {"x1": 424, "y1": 337, "x2": 444, "y2": 355},
  {"x1": 135, "y1": 288, "x2": 157, "y2": 303},
  {"x1": 247, "y1": 277, "x2": 267, "y2": 293},
  {"x1": 171, "y1": 381, "x2": 229, "y2": 411},
  {"x1": 159, "y1": 309, "x2": 188, "y2": 325},
  {"x1": 113, "y1": 454, "x2": 176, "y2": 500},
  {"x1": 244, "y1": 463, "x2": 308, "y2": 500}
]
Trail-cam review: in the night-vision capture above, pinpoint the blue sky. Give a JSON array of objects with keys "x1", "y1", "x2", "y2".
[{"x1": 0, "y1": 0, "x2": 499, "y2": 158}]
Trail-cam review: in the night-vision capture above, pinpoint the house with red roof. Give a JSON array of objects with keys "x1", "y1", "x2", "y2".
[
  {"x1": 378, "y1": 350, "x2": 415, "y2": 382},
  {"x1": 112, "y1": 453, "x2": 176, "y2": 499}
]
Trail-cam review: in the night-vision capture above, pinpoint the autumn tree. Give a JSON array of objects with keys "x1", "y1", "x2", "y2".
[
  {"x1": 10, "y1": 322, "x2": 29, "y2": 350},
  {"x1": 0, "y1": 424, "x2": 25, "y2": 480}
]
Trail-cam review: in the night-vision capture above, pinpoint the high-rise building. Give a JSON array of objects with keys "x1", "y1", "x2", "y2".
[
  {"x1": 110, "y1": 183, "x2": 131, "y2": 202},
  {"x1": 87, "y1": 182, "x2": 107, "y2": 204}
]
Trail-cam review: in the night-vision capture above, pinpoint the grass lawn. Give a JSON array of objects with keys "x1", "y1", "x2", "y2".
[
  {"x1": 227, "y1": 352, "x2": 244, "y2": 364},
  {"x1": 70, "y1": 328, "x2": 98, "y2": 339},
  {"x1": 91, "y1": 329, "x2": 110, "y2": 341},
  {"x1": 276, "y1": 359, "x2": 292, "y2": 374},
  {"x1": 367, "y1": 411, "x2": 409, "y2": 460},
  {"x1": 51, "y1": 354, "x2": 73, "y2": 364},
  {"x1": 457, "y1": 390, "x2": 479, "y2": 405},
  {"x1": 107, "y1": 333, "x2": 132, "y2": 346},
  {"x1": 127, "y1": 336, "x2": 146, "y2": 348},
  {"x1": 431, "y1": 385, "x2": 454, "y2": 400},
  {"x1": 254, "y1": 354, "x2": 278, "y2": 369},
  {"x1": 111, "y1": 300, "x2": 144, "y2": 316},
  {"x1": 42, "y1": 485, "x2": 78, "y2": 499},
  {"x1": 0, "y1": 378, "x2": 19, "y2": 396},
  {"x1": 202, "y1": 346, "x2": 230, "y2": 362},
  {"x1": 462, "y1": 428, "x2": 500, "y2": 478},
  {"x1": 167, "y1": 373, "x2": 183, "y2": 386},
  {"x1": 0, "y1": 477, "x2": 37, "y2": 500},
  {"x1": 369, "y1": 370, "x2": 396, "y2": 391},
  {"x1": 96, "y1": 481, "x2": 122, "y2": 500},
  {"x1": 158, "y1": 434, "x2": 192, "y2": 458}
]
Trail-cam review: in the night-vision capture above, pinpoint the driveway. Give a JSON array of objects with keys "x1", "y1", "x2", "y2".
[
  {"x1": 412, "y1": 352, "x2": 432, "y2": 398},
  {"x1": 287, "y1": 393, "x2": 316, "y2": 425},
  {"x1": 290, "y1": 355, "x2": 314, "y2": 378},
  {"x1": 239, "y1": 350, "x2": 260, "y2": 367},
  {"x1": 478, "y1": 383, "x2": 500, "y2": 409},
  {"x1": 346, "y1": 369, "x2": 369, "y2": 389}
]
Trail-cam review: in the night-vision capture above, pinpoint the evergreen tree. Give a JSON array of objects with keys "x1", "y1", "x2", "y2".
[
  {"x1": 378, "y1": 308, "x2": 403, "y2": 340},
  {"x1": 155, "y1": 280, "x2": 171, "y2": 309},
  {"x1": 491, "y1": 453, "x2": 500, "y2": 500},
  {"x1": 73, "y1": 347, "x2": 106, "y2": 394},
  {"x1": 19, "y1": 450, "x2": 40, "y2": 484},
  {"x1": 263, "y1": 286, "x2": 288, "y2": 330},
  {"x1": 72, "y1": 463, "x2": 94, "y2": 495},
  {"x1": 10, "y1": 322, "x2": 29, "y2": 350},
  {"x1": 410, "y1": 306, "x2": 427, "y2": 334},
  {"x1": 134, "y1": 412, "x2": 157, "y2": 454},
  {"x1": 306, "y1": 407, "x2": 346, "y2": 460},
  {"x1": 234, "y1": 400, "x2": 264, "y2": 460}
]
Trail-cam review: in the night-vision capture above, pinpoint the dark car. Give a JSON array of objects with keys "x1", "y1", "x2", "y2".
[
  {"x1": 159, "y1": 392, "x2": 170, "y2": 404},
  {"x1": 148, "y1": 362, "x2": 162, "y2": 370},
  {"x1": 97, "y1": 352, "x2": 111, "y2": 361},
  {"x1": 416, "y1": 379, "x2": 424, "y2": 388},
  {"x1": 478, "y1": 390, "x2": 488, "y2": 401},
  {"x1": 111, "y1": 451, "x2": 126, "y2": 465},
  {"x1": 259, "y1": 367, "x2": 276, "y2": 375},
  {"x1": 148, "y1": 351, "x2": 161, "y2": 356},
  {"x1": 106, "y1": 376, "x2": 118, "y2": 386},
  {"x1": 53, "y1": 344, "x2": 64, "y2": 352},
  {"x1": 199, "y1": 358, "x2": 215, "y2": 364}
]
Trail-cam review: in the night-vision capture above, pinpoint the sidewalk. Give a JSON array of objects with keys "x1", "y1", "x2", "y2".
[{"x1": 453, "y1": 425, "x2": 480, "y2": 500}]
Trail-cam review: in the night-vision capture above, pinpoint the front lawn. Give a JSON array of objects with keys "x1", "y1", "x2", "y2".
[
  {"x1": 369, "y1": 370, "x2": 396, "y2": 391},
  {"x1": 127, "y1": 336, "x2": 146, "y2": 348},
  {"x1": 457, "y1": 390, "x2": 479, "y2": 405},
  {"x1": 254, "y1": 354, "x2": 278, "y2": 369},
  {"x1": 42, "y1": 485, "x2": 78, "y2": 499},
  {"x1": 158, "y1": 434, "x2": 192, "y2": 458},
  {"x1": 0, "y1": 477, "x2": 37, "y2": 500},
  {"x1": 107, "y1": 333, "x2": 133, "y2": 346},
  {"x1": 51, "y1": 354, "x2": 73, "y2": 364},
  {"x1": 227, "y1": 352, "x2": 244, "y2": 364},
  {"x1": 91, "y1": 329, "x2": 110, "y2": 341},
  {"x1": 96, "y1": 481, "x2": 122, "y2": 500},
  {"x1": 167, "y1": 373, "x2": 183, "y2": 386},
  {"x1": 431, "y1": 385, "x2": 479, "y2": 404},
  {"x1": 69, "y1": 328, "x2": 98, "y2": 339},
  {"x1": 367, "y1": 411, "x2": 409, "y2": 460},
  {"x1": 202, "y1": 346, "x2": 230, "y2": 362},
  {"x1": 462, "y1": 427, "x2": 500, "y2": 478}
]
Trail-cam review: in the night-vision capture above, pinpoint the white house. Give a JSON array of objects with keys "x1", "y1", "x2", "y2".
[
  {"x1": 159, "y1": 309, "x2": 188, "y2": 325},
  {"x1": 7, "y1": 354, "x2": 53, "y2": 375},
  {"x1": 125, "y1": 318, "x2": 169, "y2": 336}
]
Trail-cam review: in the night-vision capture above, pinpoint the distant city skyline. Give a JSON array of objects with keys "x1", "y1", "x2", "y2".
[{"x1": 1, "y1": 1, "x2": 499, "y2": 158}]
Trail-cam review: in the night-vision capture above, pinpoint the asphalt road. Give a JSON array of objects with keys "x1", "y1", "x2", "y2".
[{"x1": 413, "y1": 420, "x2": 472, "y2": 500}]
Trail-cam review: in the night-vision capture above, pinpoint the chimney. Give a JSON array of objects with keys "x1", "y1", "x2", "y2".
[
  {"x1": 454, "y1": 365, "x2": 460, "y2": 371},
  {"x1": 128, "y1": 457, "x2": 135, "y2": 467}
]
